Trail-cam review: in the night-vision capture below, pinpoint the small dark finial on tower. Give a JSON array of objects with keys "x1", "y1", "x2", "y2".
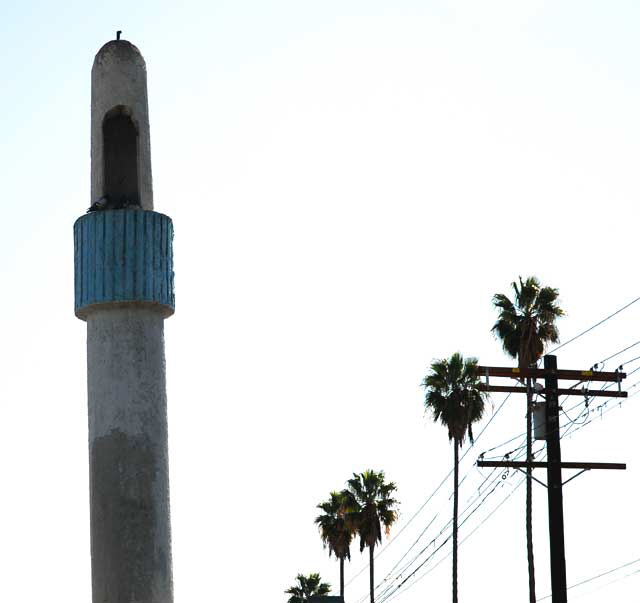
[{"x1": 116, "y1": 30, "x2": 122, "y2": 40}]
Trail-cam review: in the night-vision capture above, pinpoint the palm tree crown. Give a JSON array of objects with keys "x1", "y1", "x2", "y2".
[
  {"x1": 285, "y1": 573, "x2": 331, "y2": 603},
  {"x1": 343, "y1": 470, "x2": 398, "y2": 552},
  {"x1": 315, "y1": 491, "x2": 352, "y2": 562},
  {"x1": 492, "y1": 276, "x2": 564, "y2": 367},
  {"x1": 422, "y1": 353, "x2": 486, "y2": 446}
]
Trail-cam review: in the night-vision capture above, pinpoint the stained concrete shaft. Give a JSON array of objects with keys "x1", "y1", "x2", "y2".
[
  {"x1": 87, "y1": 306, "x2": 173, "y2": 603},
  {"x1": 79, "y1": 38, "x2": 175, "y2": 603},
  {"x1": 92, "y1": 40, "x2": 153, "y2": 210}
]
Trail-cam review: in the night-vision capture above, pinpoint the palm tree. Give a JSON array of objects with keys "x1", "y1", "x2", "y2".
[
  {"x1": 422, "y1": 352, "x2": 486, "y2": 603},
  {"x1": 315, "y1": 491, "x2": 353, "y2": 599},
  {"x1": 492, "y1": 276, "x2": 563, "y2": 603},
  {"x1": 285, "y1": 573, "x2": 331, "y2": 603},
  {"x1": 342, "y1": 470, "x2": 398, "y2": 603}
]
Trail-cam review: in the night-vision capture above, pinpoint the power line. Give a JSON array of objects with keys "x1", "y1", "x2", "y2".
[
  {"x1": 390, "y1": 340, "x2": 640, "y2": 590},
  {"x1": 569, "y1": 567, "x2": 640, "y2": 600},
  {"x1": 550, "y1": 295, "x2": 640, "y2": 354},
  {"x1": 370, "y1": 378, "x2": 605, "y2": 602},
  {"x1": 345, "y1": 392, "x2": 513, "y2": 589},
  {"x1": 352, "y1": 333, "x2": 640, "y2": 602},
  {"x1": 370, "y1": 470, "x2": 510, "y2": 602},
  {"x1": 381, "y1": 440, "x2": 552, "y2": 603},
  {"x1": 372, "y1": 365, "x2": 638, "y2": 603},
  {"x1": 598, "y1": 339, "x2": 640, "y2": 366},
  {"x1": 378, "y1": 390, "x2": 632, "y2": 603},
  {"x1": 536, "y1": 557, "x2": 640, "y2": 601},
  {"x1": 478, "y1": 346, "x2": 640, "y2": 460},
  {"x1": 562, "y1": 388, "x2": 640, "y2": 440},
  {"x1": 380, "y1": 465, "x2": 504, "y2": 591},
  {"x1": 380, "y1": 473, "x2": 529, "y2": 603},
  {"x1": 373, "y1": 445, "x2": 536, "y2": 603},
  {"x1": 358, "y1": 395, "x2": 515, "y2": 595}
]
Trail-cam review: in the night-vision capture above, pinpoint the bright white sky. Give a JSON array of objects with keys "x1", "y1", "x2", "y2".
[{"x1": 1, "y1": 1, "x2": 640, "y2": 601}]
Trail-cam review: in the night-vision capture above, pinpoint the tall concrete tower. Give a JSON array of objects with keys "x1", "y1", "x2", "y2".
[{"x1": 74, "y1": 37, "x2": 175, "y2": 603}]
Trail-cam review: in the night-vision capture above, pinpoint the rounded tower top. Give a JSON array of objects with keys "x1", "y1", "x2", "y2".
[
  {"x1": 93, "y1": 39, "x2": 146, "y2": 71},
  {"x1": 91, "y1": 36, "x2": 154, "y2": 211}
]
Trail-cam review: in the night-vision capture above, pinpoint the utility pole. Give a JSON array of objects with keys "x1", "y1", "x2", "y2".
[
  {"x1": 476, "y1": 355, "x2": 627, "y2": 603},
  {"x1": 544, "y1": 354, "x2": 566, "y2": 601}
]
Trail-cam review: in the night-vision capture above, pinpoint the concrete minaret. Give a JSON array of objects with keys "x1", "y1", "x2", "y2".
[{"x1": 74, "y1": 37, "x2": 175, "y2": 603}]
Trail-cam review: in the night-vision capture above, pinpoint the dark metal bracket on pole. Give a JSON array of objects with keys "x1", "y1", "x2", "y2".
[{"x1": 562, "y1": 469, "x2": 588, "y2": 487}]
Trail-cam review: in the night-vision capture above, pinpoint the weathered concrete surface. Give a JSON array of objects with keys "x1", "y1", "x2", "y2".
[
  {"x1": 92, "y1": 40, "x2": 154, "y2": 210},
  {"x1": 87, "y1": 306, "x2": 172, "y2": 603}
]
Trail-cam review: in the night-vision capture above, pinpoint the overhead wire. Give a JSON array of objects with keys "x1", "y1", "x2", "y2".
[
  {"x1": 482, "y1": 343, "x2": 640, "y2": 457},
  {"x1": 383, "y1": 475, "x2": 529, "y2": 603},
  {"x1": 597, "y1": 339, "x2": 640, "y2": 366},
  {"x1": 350, "y1": 313, "x2": 640, "y2": 602},
  {"x1": 568, "y1": 567, "x2": 640, "y2": 600},
  {"x1": 344, "y1": 392, "x2": 513, "y2": 589},
  {"x1": 536, "y1": 557, "x2": 640, "y2": 601},
  {"x1": 368, "y1": 347, "x2": 640, "y2": 603},
  {"x1": 361, "y1": 395, "x2": 514, "y2": 595},
  {"x1": 369, "y1": 396, "x2": 608, "y2": 600},
  {"x1": 372, "y1": 441, "x2": 538, "y2": 603},
  {"x1": 549, "y1": 294, "x2": 640, "y2": 354},
  {"x1": 379, "y1": 436, "x2": 552, "y2": 603},
  {"x1": 379, "y1": 462, "x2": 532, "y2": 603},
  {"x1": 374, "y1": 388, "x2": 620, "y2": 603}
]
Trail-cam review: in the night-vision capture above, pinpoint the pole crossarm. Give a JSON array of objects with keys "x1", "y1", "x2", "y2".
[
  {"x1": 475, "y1": 366, "x2": 626, "y2": 382},
  {"x1": 477, "y1": 461, "x2": 626, "y2": 470},
  {"x1": 476, "y1": 355, "x2": 627, "y2": 603},
  {"x1": 477, "y1": 384, "x2": 627, "y2": 397}
]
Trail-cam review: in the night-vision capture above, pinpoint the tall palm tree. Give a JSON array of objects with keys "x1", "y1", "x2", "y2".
[
  {"x1": 285, "y1": 573, "x2": 331, "y2": 603},
  {"x1": 422, "y1": 352, "x2": 486, "y2": 603},
  {"x1": 315, "y1": 491, "x2": 353, "y2": 599},
  {"x1": 342, "y1": 470, "x2": 398, "y2": 603},
  {"x1": 492, "y1": 276, "x2": 563, "y2": 603}
]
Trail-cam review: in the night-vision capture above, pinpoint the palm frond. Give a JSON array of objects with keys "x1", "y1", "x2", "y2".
[
  {"x1": 315, "y1": 491, "x2": 353, "y2": 561},
  {"x1": 343, "y1": 470, "x2": 399, "y2": 553},
  {"x1": 423, "y1": 353, "x2": 487, "y2": 446},
  {"x1": 285, "y1": 573, "x2": 331, "y2": 603},
  {"x1": 493, "y1": 276, "x2": 564, "y2": 365}
]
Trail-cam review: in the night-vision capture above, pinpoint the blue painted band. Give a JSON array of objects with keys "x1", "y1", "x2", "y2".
[{"x1": 74, "y1": 209, "x2": 175, "y2": 319}]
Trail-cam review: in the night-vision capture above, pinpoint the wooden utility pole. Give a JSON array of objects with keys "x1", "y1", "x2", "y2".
[
  {"x1": 544, "y1": 354, "x2": 566, "y2": 600},
  {"x1": 476, "y1": 355, "x2": 627, "y2": 603}
]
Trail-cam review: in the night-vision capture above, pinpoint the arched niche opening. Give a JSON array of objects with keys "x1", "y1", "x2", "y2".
[{"x1": 103, "y1": 105, "x2": 140, "y2": 207}]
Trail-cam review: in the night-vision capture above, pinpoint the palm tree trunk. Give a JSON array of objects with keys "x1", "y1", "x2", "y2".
[
  {"x1": 526, "y1": 377, "x2": 536, "y2": 603},
  {"x1": 340, "y1": 557, "x2": 344, "y2": 600},
  {"x1": 453, "y1": 439, "x2": 459, "y2": 603},
  {"x1": 369, "y1": 545, "x2": 375, "y2": 603}
]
